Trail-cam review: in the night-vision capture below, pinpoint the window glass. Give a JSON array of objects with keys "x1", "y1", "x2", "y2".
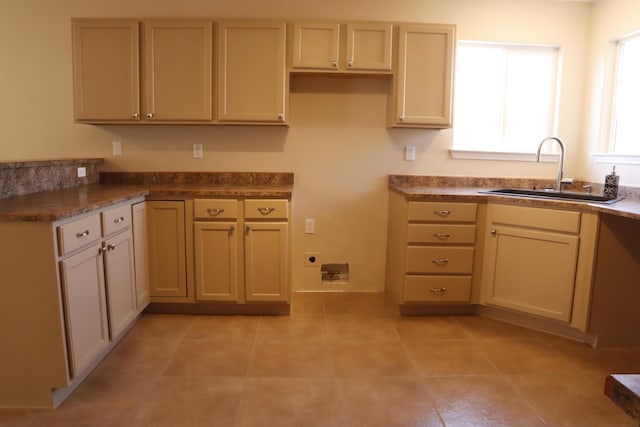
[{"x1": 610, "y1": 34, "x2": 640, "y2": 154}]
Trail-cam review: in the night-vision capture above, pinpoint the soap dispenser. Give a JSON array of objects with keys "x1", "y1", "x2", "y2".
[{"x1": 604, "y1": 166, "x2": 619, "y2": 199}]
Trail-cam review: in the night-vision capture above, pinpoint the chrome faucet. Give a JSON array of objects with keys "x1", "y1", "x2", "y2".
[{"x1": 536, "y1": 136, "x2": 570, "y2": 192}]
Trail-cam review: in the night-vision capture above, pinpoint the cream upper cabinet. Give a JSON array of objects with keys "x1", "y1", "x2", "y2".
[
  {"x1": 290, "y1": 22, "x2": 392, "y2": 72},
  {"x1": 389, "y1": 24, "x2": 455, "y2": 128},
  {"x1": 143, "y1": 20, "x2": 213, "y2": 121},
  {"x1": 217, "y1": 21, "x2": 287, "y2": 124},
  {"x1": 72, "y1": 19, "x2": 213, "y2": 123},
  {"x1": 72, "y1": 19, "x2": 140, "y2": 121}
]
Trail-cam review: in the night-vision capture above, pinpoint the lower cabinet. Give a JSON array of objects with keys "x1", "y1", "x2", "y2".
[
  {"x1": 194, "y1": 221, "x2": 239, "y2": 301},
  {"x1": 480, "y1": 203, "x2": 598, "y2": 329},
  {"x1": 244, "y1": 221, "x2": 288, "y2": 302}
]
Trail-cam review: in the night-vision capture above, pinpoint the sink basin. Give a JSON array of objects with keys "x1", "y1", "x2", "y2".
[{"x1": 482, "y1": 188, "x2": 624, "y2": 204}]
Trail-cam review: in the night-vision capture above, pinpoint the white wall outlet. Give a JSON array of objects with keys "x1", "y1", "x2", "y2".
[
  {"x1": 305, "y1": 252, "x2": 320, "y2": 266},
  {"x1": 405, "y1": 145, "x2": 416, "y2": 161},
  {"x1": 193, "y1": 143, "x2": 203, "y2": 159},
  {"x1": 112, "y1": 141, "x2": 122, "y2": 156},
  {"x1": 77, "y1": 167, "x2": 86, "y2": 178},
  {"x1": 305, "y1": 218, "x2": 315, "y2": 234}
]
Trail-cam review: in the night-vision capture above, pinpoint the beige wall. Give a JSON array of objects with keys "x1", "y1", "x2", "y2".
[
  {"x1": 580, "y1": 0, "x2": 640, "y2": 186},
  {"x1": 0, "y1": 0, "x2": 595, "y2": 291}
]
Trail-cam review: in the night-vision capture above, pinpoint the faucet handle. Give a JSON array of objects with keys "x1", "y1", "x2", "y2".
[{"x1": 560, "y1": 178, "x2": 574, "y2": 185}]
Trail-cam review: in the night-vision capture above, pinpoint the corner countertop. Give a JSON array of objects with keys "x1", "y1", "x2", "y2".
[
  {"x1": 605, "y1": 374, "x2": 640, "y2": 423},
  {"x1": 0, "y1": 172, "x2": 294, "y2": 222},
  {"x1": 388, "y1": 175, "x2": 640, "y2": 222}
]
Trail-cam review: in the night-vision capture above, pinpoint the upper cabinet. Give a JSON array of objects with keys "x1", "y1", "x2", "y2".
[
  {"x1": 144, "y1": 20, "x2": 213, "y2": 121},
  {"x1": 388, "y1": 24, "x2": 456, "y2": 129},
  {"x1": 290, "y1": 22, "x2": 392, "y2": 73},
  {"x1": 72, "y1": 19, "x2": 140, "y2": 121},
  {"x1": 72, "y1": 19, "x2": 213, "y2": 124},
  {"x1": 217, "y1": 21, "x2": 287, "y2": 124}
]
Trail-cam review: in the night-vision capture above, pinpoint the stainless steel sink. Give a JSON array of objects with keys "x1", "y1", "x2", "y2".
[{"x1": 482, "y1": 188, "x2": 624, "y2": 204}]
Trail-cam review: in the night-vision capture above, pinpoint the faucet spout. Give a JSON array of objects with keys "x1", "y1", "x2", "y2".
[{"x1": 536, "y1": 136, "x2": 566, "y2": 192}]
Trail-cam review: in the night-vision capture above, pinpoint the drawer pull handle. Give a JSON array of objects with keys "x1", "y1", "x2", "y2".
[
  {"x1": 432, "y1": 258, "x2": 449, "y2": 267},
  {"x1": 113, "y1": 216, "x2": 125, "y2": 224},
  {"x1": 430, "y1": 287, "x2": 447, "y2": 296},
  {"x1": 75, "y1": 230, "x2": 90, "y2": 238},
  {"x1": 207, "y1": 208, "x2": 224, "y2": 216},
  {"x1": 257, "y1": 207, "x2": 275, "y2": 216},
  {"x1": 433, "y1": 232, "x2": 451, "y2": 241},
  {"x1": 434, "y1": 210, "x2": 451, "y2": 217}
]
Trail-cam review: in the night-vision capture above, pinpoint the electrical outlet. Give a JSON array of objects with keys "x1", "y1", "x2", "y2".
[
  {"x1": 193, "y1": 144, "x2": 203, "y2": 159},
  {"x1": 305, "y1": 252, "x2": 319, "y2": 266},
  {"x1": 305, "y1": 218, "x2": 315, "y2": 234},
  {"x1": 112, "y1": 141, "x2": 122, "y2": 156},
  {"x1": 77, "y1": 167, "x2": 86, "y2": 178},
  {"x1": 405, "y1": 145, "x2": 416, "y2": 161}
]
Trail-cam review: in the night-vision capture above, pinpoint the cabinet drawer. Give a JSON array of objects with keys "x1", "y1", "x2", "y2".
[
  {"x1": 491, "y1": 204, "x2": 581, "y2": 234},
  {"x1": 194, "y1": 199, "x2": 238, "y2": 220},
  {"x1": 406, "y1": 246, "x2": 474, "y2": 274},
  {"x1": 408, "y1": 202, "x2": 477, "y2": 222},
  {"x1": 244, "y1": 199, "x2": 288, "y2": 220},
  {"x1": 404, "y1": 276, "x2": 471, "y2": 303},
  {"x1": 408, "y1": 224, "x2": 476, "y2": 244},
  {"x1": 57, "y1": 213, "x2": 101, "y2": 256},
  {"x1": 102, "y1": 204, "x2": 132, "y2": 236}
]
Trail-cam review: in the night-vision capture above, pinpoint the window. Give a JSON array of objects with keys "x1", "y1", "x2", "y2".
[
  {"x1": 609, "y1": 33, "x2": 640, "y2": 154},
  {"x1": 452, "y1": 42, "x2": 560, "y2": 155}
]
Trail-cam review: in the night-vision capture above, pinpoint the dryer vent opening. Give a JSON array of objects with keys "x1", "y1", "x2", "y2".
[{"x1": 321, "y1": 263, "x2": 349, "y2": 285}]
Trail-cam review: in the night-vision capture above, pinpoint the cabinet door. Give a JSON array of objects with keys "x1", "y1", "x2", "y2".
[
  {"x1": 392, "y1": 24, "x2": 455, "y2": 128},
  {"x1": 147, "y1": 201, "x2": 187, "y2": 298},
  {"x1": 194, "y1": 222, "x2": 239, "y2": 301},
  {"x1": 217, "y1": 21, "x2": 287, "y2": 123},
  {"x1": 104, "y1": 231, "x2": 138, "y2": 340},
  {"x1": 144, "y1": 20, "x2": 213, "y2": 121},
  {"x1": 132, "y1": 202, "x2": 150, "y2": 310},
  {"x1": 290, "y1": 22, "x2": 340, "y2": 70},
  {"x1": 71, "y1": 19, "x2": 140, "y2": 121},
  {"x1": 59, "y1": 243, "x2": 109, "y2": 379},
  {"x1": 244, "y1": 222, "x2": 288, "y2": 302},
  {"x1": 484, "y1": 225, "x2": 579, "y2": 322},
  {"x1": 345, "y1": 23, "x2": 392, "y2": 71}
]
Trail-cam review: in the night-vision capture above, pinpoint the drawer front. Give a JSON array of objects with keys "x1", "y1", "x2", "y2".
[
  {"x1": 244, "y1": 199, "x2": 288, "y2": 220},
  {"x1": 194, "y1": 199, "x2": 238, "y2": 220},
  {"x1": 102, "y1": 204, "x2": 132, "y2": 236},
  {"x1": 406, "y1": 246, "x2": 475, "y2": 274},
  {"x1": 408, "y1": 224, "x2": 476, "y2": 244},
  {"x1": 491, "y1": 203, "x2": 581, "y2": 234},
  {"x1": 58, "y1": 213, "x2": 101, "y2": 256},
  {"x1": 404, "y1": 276, "x2": 472, "y2": 303},
  {"x1": 408, "y1": 202, "x2": 477, "y2": 222}
]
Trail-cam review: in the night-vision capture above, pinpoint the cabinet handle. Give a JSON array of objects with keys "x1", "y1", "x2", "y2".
[
  {"x1": 347, "y1": 59, "x2": 353, "y2": 67},
  {"x1": 432, "y1": 258, "x2": 449, "y2": 267},
  {"x1": 490, "y1": 229, "x2": 497, "y2": 235},
  {"x1": 277, "y1": 113, "x2": 284, "y2": 121},
  {"x1": 399, "y1": 116, "x2": 405, "y2": 122},
  {"x1": 430, "y1": 287, "x2": 447, "y2": 296},
  {"x1": 433, "y1": 232, "x2": 451, "y2": 241},
  {"x1": 146, "y1": 112, "x2": 154, "y2": 119},
  {"x1": 132, "y1": 112, "x2": 139, "y2": 119},
  {"x1": 434, "y1": 210, "x2": 451, "y2": 217},
  {"x1": 229, "y1": 225, "x2": 235, "y2": 235},
  {"x1": 257, "y1": 207, "x2": 275, "y2": 216},
  {"x1": 107, "y1": 243, "x2": 116, "y2": 251},
  {"x1": 207, "y1": 208, "x2": 224, "y2": 217},
  {"x1": 98, "y1": 244, "x2": 106, "y2": 255},
  {"x1": 113, "y1": 216, "x2": 125, "y2": 224},
  {"x1": 75, "y1": 230, "x2": 90, "y2": 238},
  {"x1": 331, "y1": 60, "x2": 338, "y2": 68},
  {"x1": 245, "y1": 225, "x2": 251, "y2": 235}
]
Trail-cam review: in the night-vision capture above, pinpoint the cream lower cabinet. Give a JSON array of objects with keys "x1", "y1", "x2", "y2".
[
  {"x1": 385, "y1": 191, "x2": 480, "y2": 309},
  {"x1": 147, "y1": 201, "x2": 188, "y2": 300},
  {"x1": 480, "y1": 203, "x2": 598, "y2": 329},
  {"x1": 388, "y1": 23, "x2": 455, "y2": 128},
  {"x1": 132, "y1": 201, "x2": 150, "y2": 309},
  {"x1": 193, "y1": 198, "x2": 289, "y2": 304}
]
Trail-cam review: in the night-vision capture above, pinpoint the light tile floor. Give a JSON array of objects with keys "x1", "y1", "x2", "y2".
[{"x1": 1, "y1": 292, "x2": 639, "y2": 426}]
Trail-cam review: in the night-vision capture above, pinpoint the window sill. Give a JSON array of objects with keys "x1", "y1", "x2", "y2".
[
  {"x1": 591, "y1": 153, "x2": 640, "y2": 165},
  {"x1": 450, "y1": 149, "x2": 558, "y2": 162}
]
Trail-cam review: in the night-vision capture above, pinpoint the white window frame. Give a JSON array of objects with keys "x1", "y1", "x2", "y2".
[
  {"x1": 450, "y1": 41, "x2": 561, "y2": 162},
  {"x1": 592, "y1": 30, "x2": 640, "y2": 165}
]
